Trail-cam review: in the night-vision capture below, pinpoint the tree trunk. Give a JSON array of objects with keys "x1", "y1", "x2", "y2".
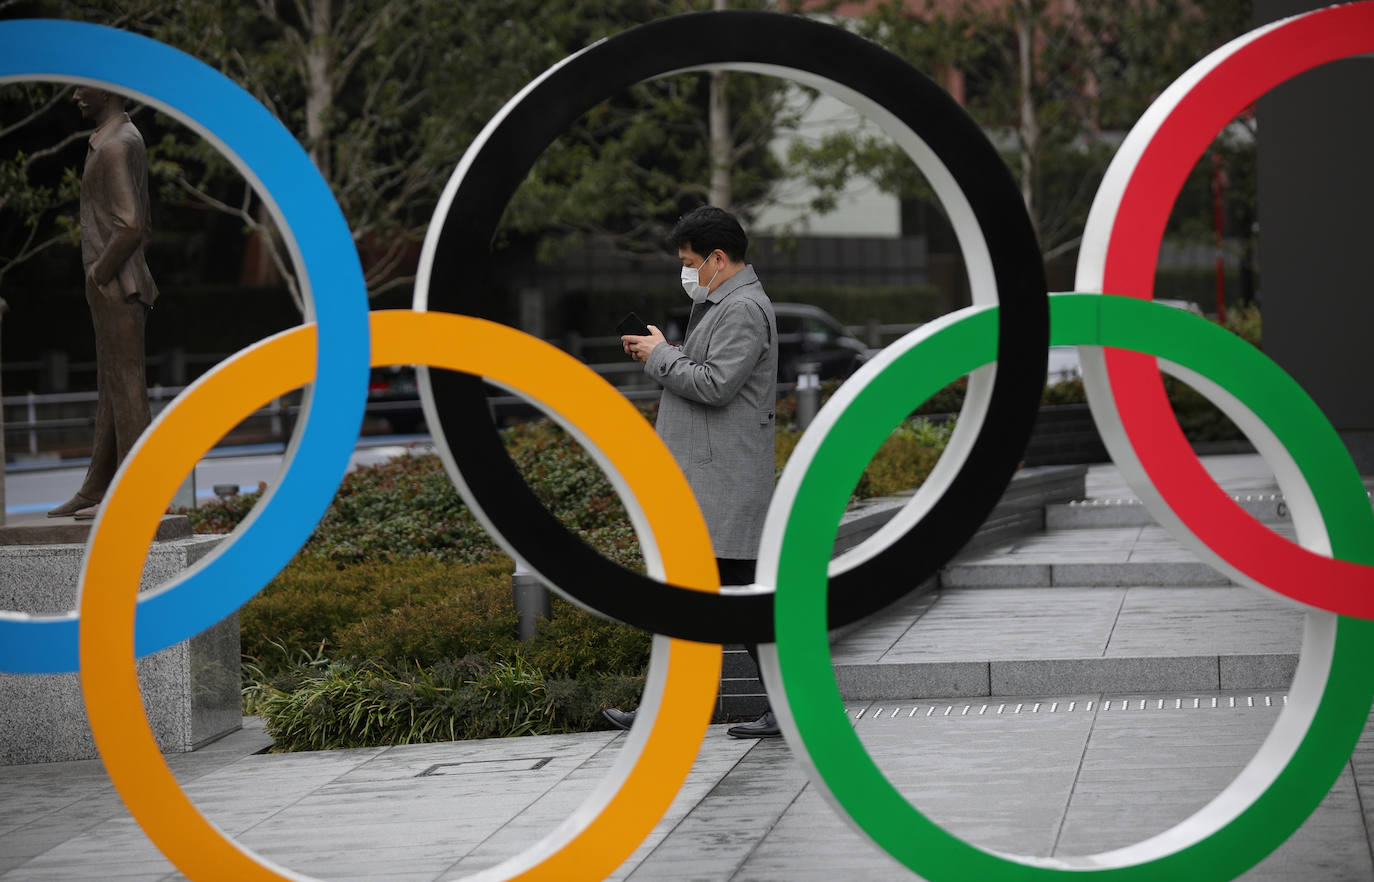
[
  {"x1": 305, "y1": 0, "x2": 334, "y2": 180},
  {"x1": 1016, "y1": 0, "x2": 1039, "y2": 238},
  {"x1": 707, "y1": 0, "x2": 732, "y2": 208}
]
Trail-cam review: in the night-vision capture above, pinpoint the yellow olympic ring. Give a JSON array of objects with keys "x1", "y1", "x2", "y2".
[{"x1": 77, "y1": 309, "x2": 721, "y2": 880}]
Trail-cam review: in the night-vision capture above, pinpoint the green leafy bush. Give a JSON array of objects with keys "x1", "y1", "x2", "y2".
[
  {"x1": 1225, "y1": 302, "x2": 1262, "y2": 348},
  {"x1": 331, "y1": 561, "x2": 520, "y2": 668},
  {"x1": 914, "y1": 376, "x2": 969, "y2": 416},
  {"x1": 180, "y1": 420, "x2": 638, "y2": 565},
  {"x1": 849, "y1": 418, "x2": 950, "y2": 500},
  {"x1": 523, "y1": 599, "x2": 653, "y2": 678},
  {"x1": 253, "y1": 654, "x2": 645, "y2": 751},
  {"x1": 1042, "y1": 377, "x2": 1086, "y2": 406},
  {"x1": 179, "y1": 485, "x2": 264, "y2": 533},
  {"x1": 239, "y1": 557, "x2": 512, "y2": 673}
]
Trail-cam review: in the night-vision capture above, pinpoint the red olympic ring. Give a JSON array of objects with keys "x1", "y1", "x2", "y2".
[{"x1": 1079, "y1": 0, "x2": 1374, "y2": 617}]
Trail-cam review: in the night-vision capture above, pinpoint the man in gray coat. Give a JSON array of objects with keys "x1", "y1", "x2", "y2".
[
  {"x1": 610, "y1": 206, "x2": 781, "y2": 739},
  {"x1": 48, "y1": 86, "x2": 159, "y2": 518}
]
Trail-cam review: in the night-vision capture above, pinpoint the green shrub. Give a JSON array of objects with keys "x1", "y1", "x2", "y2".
[
  {"x1": 178, "y1": 486, "x2": 264, "y2": 533},
  {"x1": 778, "y1": 415, "x2": 952, "y2": 503},
  {"x1": 1042, "y1": 377, "x2": 1086, "y2": 406},
  {"x1": 544, "y1": 674, "x2": 646, "y2": 731},
  {"x1": 522, "y1": 598, "x2": 653, "y2": 678},
  {"x1": 850, "y1": 419, "x2": 949, "y2": 500},
  {"x1": 177, "y1": 421, "x2": 638, "y2": 564},
  {"x1": 914, "y1": 376, "x2": 969, "y2": 415},
  {"x1": 240, "y1": 556, "x2": 509, "y2": 674},
  {"x1": 304, "y1": 454, "x2": 496, "y2": 563},
  {"x1": 1225, "y1": 302, "x2": 1262, "y2": 348},
  {"x1": 1163, "y1": 376, "x2": 1244, "y2": 442},
  {"x1": 332, "y1": 561, "x2": 520, "y2": 667},
  {"x1": 253, "y1": 656, "x2": 543, "y2": 750},
  {"x1": 252, "y1": 654, "x2": 646, "y2": 751}
]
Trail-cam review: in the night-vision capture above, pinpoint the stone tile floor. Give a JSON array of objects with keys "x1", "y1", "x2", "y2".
[{"x1": 3, "y1": 694, "x2": 1374, "y2": 880}]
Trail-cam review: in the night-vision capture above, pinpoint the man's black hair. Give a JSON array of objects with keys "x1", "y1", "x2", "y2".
[{"x1": 670, "y1": 206, "x2": 748, "y2": 263}]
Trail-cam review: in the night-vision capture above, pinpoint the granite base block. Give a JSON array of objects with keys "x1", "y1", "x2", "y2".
[
  {"x1": 721, "y1": 646, "x2": 761, "y2": 678},
  {"x1": 990, "y1": 656, "x2": 1219, "y2": 695},
  {"x1": 833, "y1": 662, "x2": 990, "y2": 700},
  {"x1": 717, "y1": 694, "x2": 769, "y2": 721},
  {"x1": 0, "y1": 535, "x2": 235, "y2": 765},
  {"x1": 940, "y1": 564, "x2": 1052, "y2": 588},
  {"x1": 1219, "y1": 653, "x2": 1299, "y2": 690},
  {"x1": 1050, "y1": 562, "x2": 1233, "y2": 587}
]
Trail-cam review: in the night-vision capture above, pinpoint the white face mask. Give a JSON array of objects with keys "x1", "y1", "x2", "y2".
[{"x1": 680, "y1": 253, "x2": 720, "y2": 303}]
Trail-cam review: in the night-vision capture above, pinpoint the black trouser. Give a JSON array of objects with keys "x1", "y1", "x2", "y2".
[{"x1": 717, "y1": 557, "x2": 770, "y2": 712}]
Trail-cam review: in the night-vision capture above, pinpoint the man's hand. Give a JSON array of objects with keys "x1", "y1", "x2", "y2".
[{"x1": 622, "y1": 324, "x2": 666, "y2": 363}]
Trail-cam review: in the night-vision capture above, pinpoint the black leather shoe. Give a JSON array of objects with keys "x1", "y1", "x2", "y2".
[
  {"x1": 602, "y1": 708, "x2": 636, "y2": 730},
  {"x1": 727, "y1": 710, "x2": 781, "y2": 739}
]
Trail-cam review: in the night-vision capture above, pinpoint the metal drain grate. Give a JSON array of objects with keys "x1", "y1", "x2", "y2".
[{"x1": 846, "y1": 694, "x2": 1287, "y2": 721}]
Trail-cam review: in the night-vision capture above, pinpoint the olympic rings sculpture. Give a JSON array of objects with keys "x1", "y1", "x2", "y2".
[{"x1": 0, "y1": 3, "x2": 1372, "y2": 880}]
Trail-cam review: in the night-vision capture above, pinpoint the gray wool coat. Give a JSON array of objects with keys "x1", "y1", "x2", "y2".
[{"x1": 645, "y1": 266, "x2": 778, "y2": 560}]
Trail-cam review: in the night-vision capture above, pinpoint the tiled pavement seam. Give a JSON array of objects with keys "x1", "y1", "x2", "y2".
[{"x1": 625, "y1": 740, "x2": 811, "y2": 881}]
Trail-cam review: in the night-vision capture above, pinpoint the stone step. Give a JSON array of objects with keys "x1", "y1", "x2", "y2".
[
  {"x1": 1046, "y1": 493, "x2": 1290, "y2": 529},
  {"x1": 940, "y1": 559, "x2": 1233, "y2": 588},
  {"x1": 832, "y1": 652, "x2": 1295, "y2": 700},
  {"x1": 829, "y1": 585, "x2": 1302, "y2": 700},
  {"x1": 936, "y1": 521, "x2": 1300, "y2": 588},
  {"x1": 1048, "y1": 483, "x2": 1374, "y2": 529}
]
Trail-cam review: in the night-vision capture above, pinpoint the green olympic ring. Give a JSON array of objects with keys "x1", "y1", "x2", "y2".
[{"x1": 759, "y1": 293, "x2": 1374, "y2": 880}]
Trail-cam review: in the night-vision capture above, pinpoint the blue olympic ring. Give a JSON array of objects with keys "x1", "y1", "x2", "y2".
[{"x1": 0, "y1": 20, "x2": 370, "y2": 673}]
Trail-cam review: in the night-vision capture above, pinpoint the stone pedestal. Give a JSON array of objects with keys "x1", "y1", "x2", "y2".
[
  {"x1": 0, "y1": 520, "x2": 237, "y2": 765},
  {"x1": 1, "y1": 295, "x2": 7, "y2": 526}
]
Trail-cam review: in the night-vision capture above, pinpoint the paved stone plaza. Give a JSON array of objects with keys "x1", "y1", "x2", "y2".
[{"x1": 2, "y1": 455, "x2": 1373, "y2": 880}]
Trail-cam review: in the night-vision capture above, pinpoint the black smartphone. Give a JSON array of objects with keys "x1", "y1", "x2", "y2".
[{"x1": 616, "y1": 311, "x2": 652, "y2": 337}]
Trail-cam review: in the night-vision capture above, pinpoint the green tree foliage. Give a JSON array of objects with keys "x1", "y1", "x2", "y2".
[
  {"x1": 2, "y1": 0, "x2": 804, "y2": 307},
  {"x1": 786, "y1": 0, "x2": 1256, "y2": 263}
]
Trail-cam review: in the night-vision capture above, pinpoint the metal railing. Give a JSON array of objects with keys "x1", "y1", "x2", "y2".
[
  {"x1": 3, "y1": 320, "x2": 925, "y2": 460},
  {"x1": 2, "y1": 366, "x2": 661, "y2": 460}
]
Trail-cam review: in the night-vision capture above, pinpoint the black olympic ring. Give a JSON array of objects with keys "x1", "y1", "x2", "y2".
[{"x1": 417, "y1": 10, "x2": 1047, "y2": 643}]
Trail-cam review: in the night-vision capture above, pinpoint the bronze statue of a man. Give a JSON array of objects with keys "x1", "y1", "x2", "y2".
[{"x1": 48, "y1": 87, "x2": 159, "y2": 518}]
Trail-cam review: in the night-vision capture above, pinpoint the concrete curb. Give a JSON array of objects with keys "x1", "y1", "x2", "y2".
[{"x1": 834, "y1": 652, "x2": 1298, "y2": 700}]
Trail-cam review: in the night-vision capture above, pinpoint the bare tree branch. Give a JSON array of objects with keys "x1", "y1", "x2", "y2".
[
  {"x1": 0, "y1": 89, "x2": 73, "y2": 141},
  {"x1": 172, "y1": 177, "x2": 304, "y2": 313},
  {"x1": 20, "y1": 127, "x2": 93, "y2": 171},
  {"x1": 0, "y1": 224, "x2": 74, "y2": 290}
]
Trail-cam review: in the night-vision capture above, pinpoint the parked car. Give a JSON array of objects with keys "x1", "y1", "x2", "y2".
[
  {"x1": 663, "y1": 302, "x2": 871, "y2": 383},
  {"x1": 368, "y1": 366, "x2": 424, "y2": 434}
]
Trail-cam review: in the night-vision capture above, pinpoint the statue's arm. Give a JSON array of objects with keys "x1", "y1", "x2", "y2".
[{"x1": 89, "y1": 138, "x2": 146, "y2": 287}]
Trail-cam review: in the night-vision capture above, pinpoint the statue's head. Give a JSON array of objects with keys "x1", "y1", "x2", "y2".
[{"x1": 73, "y1": 86, "x2": 122, "y2": 121}]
